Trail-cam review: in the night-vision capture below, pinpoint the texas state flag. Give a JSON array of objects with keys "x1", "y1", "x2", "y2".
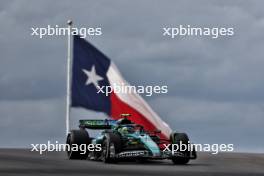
[{"x1": 71, "y1": 35, "x2": 172, "y2": 139}]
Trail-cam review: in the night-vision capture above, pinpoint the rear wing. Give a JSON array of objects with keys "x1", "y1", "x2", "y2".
[{"x1": 79, "y1": 119, "x2": 116, "y2": 129}]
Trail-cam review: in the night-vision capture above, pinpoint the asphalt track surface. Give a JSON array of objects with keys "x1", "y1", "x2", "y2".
[{"x1": 0, "y1": 149, "x2": 263, "y2": 176}]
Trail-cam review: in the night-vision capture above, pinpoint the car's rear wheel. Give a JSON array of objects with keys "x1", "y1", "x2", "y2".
[
  {"x1": 171, "y1": 132, "x2": 190, "y2": 165},
  {"x1": 66, "y1": 129, "x2": 91, "y2": 160},
  {"x1": 102, "y1": 133, "x2": 121, "y2": 163}
]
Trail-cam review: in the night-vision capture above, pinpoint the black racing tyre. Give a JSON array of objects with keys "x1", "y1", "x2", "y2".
[
  {"x1": 102, "y1": 133, "x2": 122, "y2": 163},
  {"x1": 170, "y1": 132, "x2": 190, "y2": 165},
  {"x1": 66, "y1": 129, "x2": 91, "y2": 160}
]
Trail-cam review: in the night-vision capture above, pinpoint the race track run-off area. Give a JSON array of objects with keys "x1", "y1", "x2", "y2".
[{"x1": 0, "y1": 149, "x2": 263, "y2": 176}]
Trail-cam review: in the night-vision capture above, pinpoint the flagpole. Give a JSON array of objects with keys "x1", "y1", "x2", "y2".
[{"x1": 66, "y1": 20, "x2": 73, "y2": 135}]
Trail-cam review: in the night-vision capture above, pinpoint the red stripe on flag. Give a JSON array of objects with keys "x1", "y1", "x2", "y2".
[{"x1": 110, "y1": 92, "x2": 169, "y2": 141}]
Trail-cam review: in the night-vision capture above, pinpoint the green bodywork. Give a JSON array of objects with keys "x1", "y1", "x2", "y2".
[
  {"x1": 126, "y1": 133, "x2": 160, "y2": 156},
  {"x1": 80, "y1": 119, "x2": 161, "y2": 156}
]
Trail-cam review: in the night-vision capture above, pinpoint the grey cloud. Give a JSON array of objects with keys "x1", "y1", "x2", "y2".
[{"x1": 0, "y1": 0, "x2": 264, "y2": 152}]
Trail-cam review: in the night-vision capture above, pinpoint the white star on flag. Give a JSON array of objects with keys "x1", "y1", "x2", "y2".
[{"x1": 82, "y1": 65, "x2": 103, "y2": 89}]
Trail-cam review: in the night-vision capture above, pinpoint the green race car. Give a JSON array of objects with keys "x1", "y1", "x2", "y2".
[{"x1": 66, "y1": 114, "x2": 197, "y2": 164}]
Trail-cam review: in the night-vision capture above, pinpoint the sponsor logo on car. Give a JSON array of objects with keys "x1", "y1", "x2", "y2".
[{"x1": 117, "y1": 151, "x2": 146, "y2": 158}]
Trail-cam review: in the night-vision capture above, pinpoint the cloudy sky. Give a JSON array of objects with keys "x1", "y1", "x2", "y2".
[{"x1": 0, "y1": 0, "x2": 263, "y2": 152}]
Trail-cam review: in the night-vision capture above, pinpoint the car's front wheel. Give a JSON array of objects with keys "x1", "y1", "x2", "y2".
[{"x1": 170, "y1": 132, "x2": 191, "y2": 165}]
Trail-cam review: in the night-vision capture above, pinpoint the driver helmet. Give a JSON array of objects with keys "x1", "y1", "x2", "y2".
[{"x1": 120, "y1": 126, "x2": 134, "y2": 134}]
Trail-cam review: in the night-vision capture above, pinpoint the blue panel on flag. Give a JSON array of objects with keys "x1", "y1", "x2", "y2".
[{"x1": 71, "y1": 35, "x2": 111, "y2": 115}]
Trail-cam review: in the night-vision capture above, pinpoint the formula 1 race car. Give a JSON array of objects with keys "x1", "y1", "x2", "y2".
[{"x1": 66, "y1": 114, "x2": 196, "y2": 164}]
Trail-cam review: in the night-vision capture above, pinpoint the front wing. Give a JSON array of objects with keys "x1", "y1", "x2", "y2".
[{"x1": 115, "y1": 150, "x2": 196, "y2": 160}]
